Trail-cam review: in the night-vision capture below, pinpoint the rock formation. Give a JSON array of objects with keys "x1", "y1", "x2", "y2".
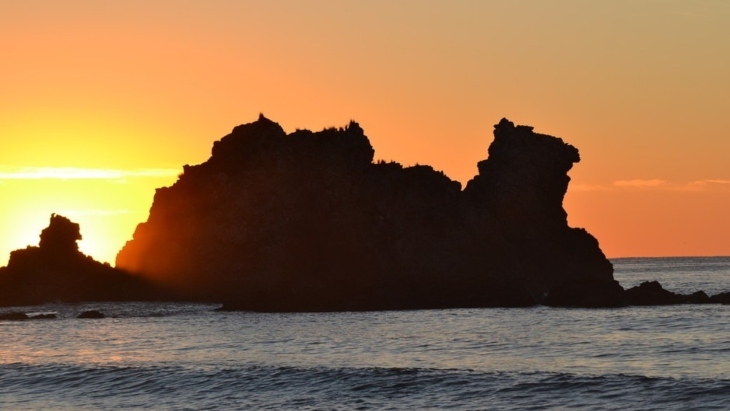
[
  {"x1": 624, "y1": 281, "x2": 711, "y2": 305},
  {"x1": 709, "y1": 292, "x2": 730, "y2": 305},
  {"x1": 116, "y1": 115, "x2": 616, "y2": 311},
  {"x1": 0, "y1": 214, "x2": 165, "y2": 307},
  {"x1": 77, "y1": 310, "x2": 105, "y2": 319},
  {"x1": 0, "y1": 312, "x2": 57, "y2": 321}
]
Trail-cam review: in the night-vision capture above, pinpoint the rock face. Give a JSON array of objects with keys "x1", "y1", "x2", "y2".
[
  {"x1": 116, "y1": 115, "x2": 614, "y2": 311},
  {"x1": 543, "y1": 278, "x2": 626, "y2": 308},
  {"x1": 0, "y1": 214, "x2": 164, "y2": 307}
]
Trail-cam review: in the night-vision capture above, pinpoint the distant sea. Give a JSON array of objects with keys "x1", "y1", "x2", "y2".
[{"x1": 1, "y1": 257, "x2": 729, "y2": 410}]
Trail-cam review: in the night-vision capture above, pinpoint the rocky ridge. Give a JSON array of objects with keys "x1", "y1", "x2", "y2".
[
  {"x1": 116, "y1": 115, "x2": 616, "y2": 310},
  {"x1": 2, "y1": 116, "x2": 727, "y2": 309}
]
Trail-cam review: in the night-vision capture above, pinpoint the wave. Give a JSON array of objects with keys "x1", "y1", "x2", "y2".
[{"x1": 1, "y1": 363, "x2": 728, "y2": 410}]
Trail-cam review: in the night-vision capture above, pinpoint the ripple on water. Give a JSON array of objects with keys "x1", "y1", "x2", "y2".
[
  {"x1": 0, "y1": 257, "x2": 728, "y2": 409},
  {"x1": 1, "y1": 363, "x2": 730, "y2": 411}
]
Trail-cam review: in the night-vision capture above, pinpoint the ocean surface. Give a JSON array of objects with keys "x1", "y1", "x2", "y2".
[{"x1": 1, "y1": 257, "x2": 729, "y2": 410}]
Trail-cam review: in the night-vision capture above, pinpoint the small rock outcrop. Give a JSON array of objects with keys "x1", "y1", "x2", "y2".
[
  {"x1": 625, "y1": 281, "x2": 684, "y2": 305},
  {"x1": 77, "y1": 310, "x2": 105, "y2": 319},
  {"x1": 685, "y1": 290, "x2": 711, "y2": 304},
  {"x1": 0, "y1": 312, "x2": 56, "y2": 321},
  {"x1": 0, "y1": 214, "x2": 167, "y2": 307},
  {"x1": 709, "y1": 292, "x2": 730, "y2": 305},
  {"x1": 624, "y1": 281, "x2": 718, "y2": 306},
  {"x1": 0, "y1": 312, "x2": 30, "y2": 321},
  {"x1": 116, "y1": 115, "x2": 614, "y2": 311}
]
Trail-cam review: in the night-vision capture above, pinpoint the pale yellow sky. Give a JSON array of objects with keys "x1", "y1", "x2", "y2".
[{"x1": 1, "y1": 0, "x2": 729, "y2": 263}]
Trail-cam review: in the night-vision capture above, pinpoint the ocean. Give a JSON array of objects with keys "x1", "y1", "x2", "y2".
[{"x1": 1, "y1": 257, "x2": 729, "y2": 410}]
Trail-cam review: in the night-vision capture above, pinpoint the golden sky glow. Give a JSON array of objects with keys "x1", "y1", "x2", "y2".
[{"x1": 1, "y1": 0, "x2": 729, "y2": 264}]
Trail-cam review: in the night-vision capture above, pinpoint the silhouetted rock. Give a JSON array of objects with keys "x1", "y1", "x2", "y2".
[
  {"x1": 625, "y1": 281, "x2": 685, "y2": 306},
  {"x1": 685, "y1": 290, "x2": 710, "y2": 304},
  {"x1": 709, "y1": 292, "x2": 730, "y2": 305},
  {"x1": 544, "y1": 279, "x2": 626, "y2": 308},
  {"x1": 39, "y1": 214, "x2": 82, "y2": 255},
  {"x1": 77, "y1": 310, "x2": 104, "y2": 319},
  {"x1": 0, "y1": 311, "x2": 58, "y2": 320},
  {"x1": 116, "y1": 115, "x2": 614, "y2": 311},
  {"x1": 621, "y1": 282, "x2": 727, "y2": 306},
  {"x1": 0, "y1": 214, "x2": 171, "y2": 307},
  {"x1": 0, "y1": 312, "x2": 29, "y2": 321}
]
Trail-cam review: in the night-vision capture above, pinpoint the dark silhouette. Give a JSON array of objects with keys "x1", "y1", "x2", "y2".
[
  {"x1": 624, "y1": 281, "x2": 710, "y2": 305},
  {"x1": 543, "y1": 278, "x2": 626, "y2": 308},
  {"x1": 0, "y1": 214, "x2": 169, "y2": 307},
  {"x1": 1, "y1": 117, "x2": 727, "y2": 310},
  {"x1": 77, "y1": 310, "x2": 105, "y2": 319},
  {"x1": 709, "y1": 292, "x2": 730, "y2": 304},
  {"x1": 38, "y1": 213, "x2": 82, "y2": 254},
  {"x1": 0, "y1": 312, "x2": 30, "y2": 321},
  {"x1": 0, "y1": 312, "x2": 56, "y2": 321},
  {"x1": 116, "y1": 115, "x2": 617, "y2": 311}
]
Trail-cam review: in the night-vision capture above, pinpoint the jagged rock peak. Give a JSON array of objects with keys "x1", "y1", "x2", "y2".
[
  {"x1": 488, "y1": 118, "x2": 579, "y2": 167},
  {"x1": 206, "y1": 115, "x2": 375, "y2": 173},
  {"x1": 465, "y1": 118, "x2": 582, "y2": 210},
  {"x1": 39, "y1": 214, "x2": 82, "y2": 253},
  {"x1": 494, "y1": 117, "x2": 532, "y2": 134}
]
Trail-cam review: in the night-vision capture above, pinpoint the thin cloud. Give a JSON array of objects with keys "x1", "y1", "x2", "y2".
[
  {"x1": 0, "y1": 167, "x2": 179, "y2": 180},
  {"x1": 683, "y1": 179, "x2": 730, "y2": 191},
  {"x1": 570, "y1": 179, "x2": 730, "y2": 193},
  {"x1": 569, "y1": 183, "x2": 611, "y2": 192},
  {"x1": 612, "y1": 179, "x2": 668, "y2": 188}
]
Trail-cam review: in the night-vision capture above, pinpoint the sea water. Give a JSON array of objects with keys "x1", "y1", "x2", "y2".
[{"x1": 1, "y1": 257, "x2": 729, "y2": 410}]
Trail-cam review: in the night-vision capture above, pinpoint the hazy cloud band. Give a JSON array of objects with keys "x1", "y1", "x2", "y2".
[
  {"x1": 571, "y1": 179, "x2": 730, "y2": 192},
  {"x1": 0, "y1": 167, "x2": 179, "y2": 180}
]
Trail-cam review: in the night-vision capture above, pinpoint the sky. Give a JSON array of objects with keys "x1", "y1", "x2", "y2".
[{"x1": 1, "y1": 0, "x2": 729, "y2": 264}]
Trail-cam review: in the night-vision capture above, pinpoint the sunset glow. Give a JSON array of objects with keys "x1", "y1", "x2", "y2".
[
  {"x1": 0, "y1": 167, "x2": 178, "y2": 180},
  {"x1": 2, "y1": 0, "x2": 729, "y2": 264}
]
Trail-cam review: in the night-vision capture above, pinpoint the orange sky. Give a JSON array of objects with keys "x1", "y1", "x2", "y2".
[{"x1": 1, "y1": 0, "x2": 729, "y2": 264}]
